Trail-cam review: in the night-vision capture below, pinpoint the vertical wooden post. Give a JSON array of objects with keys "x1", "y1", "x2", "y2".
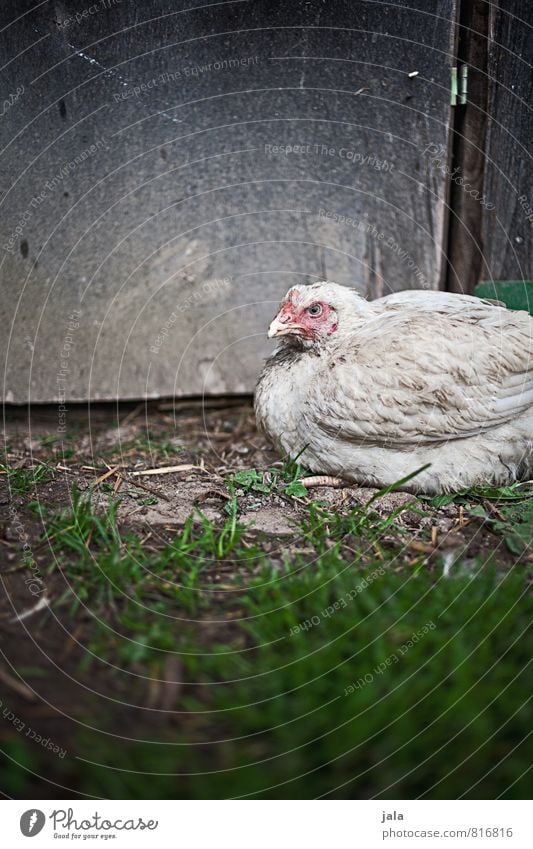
[{"x1": 445, "y1": 0, "x2": 490, "y2": 294}]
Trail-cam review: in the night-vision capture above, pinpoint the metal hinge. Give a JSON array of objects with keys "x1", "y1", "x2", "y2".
[{"x1": 451, "y1": 65, "x2": 468, "y2": 105}]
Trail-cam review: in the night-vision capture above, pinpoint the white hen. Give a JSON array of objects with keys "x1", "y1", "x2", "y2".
[{"x1": 254, "y1": 282, "x2": 533, "y2": 494}]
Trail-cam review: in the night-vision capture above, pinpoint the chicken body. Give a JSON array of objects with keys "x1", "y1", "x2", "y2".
[{"x1": 255, "y1": 282, "x2": 533, "y2": 494}]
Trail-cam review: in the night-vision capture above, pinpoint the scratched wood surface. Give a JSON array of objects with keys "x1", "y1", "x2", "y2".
[{"x1": 0, "y1": 0, "x2": 456, "y2": 401}]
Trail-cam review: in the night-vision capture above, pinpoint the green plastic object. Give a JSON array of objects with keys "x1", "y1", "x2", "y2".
[{"x1": 475, "y1": 281, "x2": 533, "y2": 315}]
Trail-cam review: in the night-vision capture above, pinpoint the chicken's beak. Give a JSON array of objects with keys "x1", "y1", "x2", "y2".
[
  {"x1": 268, "y1": 307, "x2": 303, "y2": 338},
  {"x1": 268, "y1": 316, "x2": 290, "y2": 338}
]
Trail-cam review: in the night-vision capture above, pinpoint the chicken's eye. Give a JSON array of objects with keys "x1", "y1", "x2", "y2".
[{"x1": 307, "y1": 303, "x2": 323, "y2": 317}]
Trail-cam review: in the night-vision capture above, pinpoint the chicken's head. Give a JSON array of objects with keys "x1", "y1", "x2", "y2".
[{"x1": 267, "y1": 281, "x2": 371, "y2": 345}]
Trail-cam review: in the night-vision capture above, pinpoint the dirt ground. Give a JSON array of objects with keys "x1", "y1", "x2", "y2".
[{"x1": 0, "y1": 399, "x2": 529, "y2": 797}]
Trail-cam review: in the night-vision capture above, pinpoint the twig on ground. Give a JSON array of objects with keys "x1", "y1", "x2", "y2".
[
  {"x1": 60, "y1": 623, "x2": 85, "y2": 662},
  {"x1": 406, "y1": 540, "x2": 435, "y2": 554},
  {"x1": 0, "y1": 666, "x2": 38, "y2": 702},
  {"x1": 9, "y1": 595, "x2": 50, "y2": 624},
  {"x1": 125, "y1": 478, "x2": 172, "y2": 501},
  {"x1": 94, "y1": 465, "x2": 120, "y2": 485},
  {"x1": 131, "y1": 464, "x2": 207, "y2": 477}
]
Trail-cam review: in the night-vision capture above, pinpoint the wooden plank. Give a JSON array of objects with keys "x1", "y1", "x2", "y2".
[
  {"x1": 0, "y1": 0, "x2": 456, "y2": 401},
  {"x1": 445, "y1": 0, "x2": 489, "y2": 293},
  {"x1": 480, "y1": 0, "x2": 533, "y2": 283}
]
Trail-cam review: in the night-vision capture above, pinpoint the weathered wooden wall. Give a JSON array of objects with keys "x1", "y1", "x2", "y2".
[
  {"x1": 0, "y1": 0, "x2": 461, "y2": 401},
  {"x1": 479, "y1": 0, "x2": 533, "y2": 284}
]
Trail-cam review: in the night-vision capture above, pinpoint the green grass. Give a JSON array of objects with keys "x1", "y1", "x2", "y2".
[
  {"x1": 129, "y1": 435, "x2": 182, "y2": 460},
  {"x1": 2, "y1": 474, "x2": 531, "y2": 799},
  {"x1": 34, "y1": 434, "x2": 77, "y2": 459},
  {"x1": 231, "y1": 450, "x2": 310, "y2": 499},
  {"x1": 421, "y1": 482, "x2": 533, "y2": 557},
  {"x1": 469, "y1": 500, "x2": 533, "y2": 556},
  {"x1": 96, "y1": 430, "x2": 183, "y2": 462},
  {"x1": 45, "y1": 489, "x2": 266, "y2": 656},
  {"x1": 421, "y1": 481, "x2": 533, "y2": 508},
  {"x1": 5, "y1": 547, "x2": 530, "y2": 799},
  {"x1": 0, "y1": 461, "x2": 51, "y2": 493},
  {"x1": 183, "y1": 560, "x2": 530, "y2": 799}
]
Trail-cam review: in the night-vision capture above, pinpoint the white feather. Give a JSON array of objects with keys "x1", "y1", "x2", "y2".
[{"x1": 255, "y1": 283, "x2": 533, "y2": 494}]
